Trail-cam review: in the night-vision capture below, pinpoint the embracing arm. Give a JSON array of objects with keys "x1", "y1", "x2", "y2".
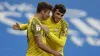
[
  {"x1": 34, "y1": 36, "x2": 61, "y2": 55},
  {"x1": 47, "y1": 32, "x2": 67, "y2": 47},
  {"x1": 41, "y1": 25, "x2": 67, "y2": 47},
  {"x1": 47, "y1": 19, "x2": 68, "y2": 47},
  {"x1": 19, "y1": 24, "x2": 28, "y2": 30}
]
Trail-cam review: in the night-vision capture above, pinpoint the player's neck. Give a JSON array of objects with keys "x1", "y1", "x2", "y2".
[
  {"x1": 34, "y1": 13, "x2": 43, "y2": 21},
  {"x1": 51, "y1": 16, "x2": 57, "y2": 24}
]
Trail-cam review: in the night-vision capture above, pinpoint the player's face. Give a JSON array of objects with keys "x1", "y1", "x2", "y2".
[
  {"x1": 42, "y1": 9, "x2": 50, "y2": 20},
  {"x1": 52, "y1": 9, "x2": 64, "y2": 23}
]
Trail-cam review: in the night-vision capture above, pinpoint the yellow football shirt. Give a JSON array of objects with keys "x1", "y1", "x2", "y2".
[
  {"x1": 42, "y1": 17, "x2": 68, "y2": 56},
  {"x1": 26, "y1": 17, "x2": 51, "y2": 56}
]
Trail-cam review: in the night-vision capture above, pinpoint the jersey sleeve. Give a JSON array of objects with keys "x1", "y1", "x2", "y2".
[
  {"x1": 47, "y1": 32, "x2": 67, "y2": 47},
  {"x1": 61, "y1": 19, "x2": 68, "y2": 36},
  {"x1": 31, "y1": 18, "x2": 42, "y2": 37},
  {"x1": 19, "y1": 24, "x2": 28, "y2": 30}
]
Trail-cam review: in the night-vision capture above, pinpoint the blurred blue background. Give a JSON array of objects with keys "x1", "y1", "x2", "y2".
[{"x1": 0, "y1": 0, "x2": 100, "y2": 56}]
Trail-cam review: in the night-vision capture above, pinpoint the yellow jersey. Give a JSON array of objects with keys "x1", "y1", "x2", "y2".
[
  {"x1": 41, "y1": 17, "x2": 68, "y2": 56},
  {"x1": 26, "y1": 17, "x2": 51, "y2": 56}
]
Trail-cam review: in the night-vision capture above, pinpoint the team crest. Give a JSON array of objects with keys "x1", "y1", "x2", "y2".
[{"x1": 36, "y1": 25, "x2": 41, "y2": 31}]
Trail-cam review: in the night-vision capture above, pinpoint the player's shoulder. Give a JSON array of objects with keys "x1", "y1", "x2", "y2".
[
  {"x1": 27, "y1": 16, "x2": 34, "y2": 24},
  {"x1": 61, "y1": 19, "x2": 68, "y2": 28},
  {"x1": 30, "y1": 17, "x2": 41, "y2": 31},
  {"x1": 29, "y1": 16, "x2": 41, "y2": 25}
]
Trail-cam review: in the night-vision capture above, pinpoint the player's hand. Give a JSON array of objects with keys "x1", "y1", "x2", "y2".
[
  {"x1": 13, "y1": 22, "x2": 20, "y2": 30},
  {"x1": 53, "y1": 51, "x2": 62, "y2": 56},
  {"x1": 41, "y1": 24, "x2": 50, "y2": 34}
]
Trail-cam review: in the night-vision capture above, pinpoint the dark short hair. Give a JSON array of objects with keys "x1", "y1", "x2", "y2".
[
  {"x1": 36, "y1": 2, "x2": 53, "y2": 13},
  {"x1": 53, "y1": 4, "x2": 66, "y2": 14}
]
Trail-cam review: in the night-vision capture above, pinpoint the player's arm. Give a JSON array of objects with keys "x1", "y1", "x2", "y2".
[
  {"x1": 41, "y1": 24, "x2": 68, "y2": 47},
  {"x1": 19, "y1": 24, "x2": 28, "y2": 30},
  {"x1": 47, "y1": 21, "x2": 68, "y2": 47},
  {"x1": 13, "y1": 22, "x2": 28, "y2": 30},
  {"x1": 47, "y1": 32, "x2": 67, "y2": 47},
  {"x1": 31, "y1": 19, "x2": 61, "y2": 56},
  {"x1": 34, "y1": 36, "x2": 61, "y2": 56}
]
